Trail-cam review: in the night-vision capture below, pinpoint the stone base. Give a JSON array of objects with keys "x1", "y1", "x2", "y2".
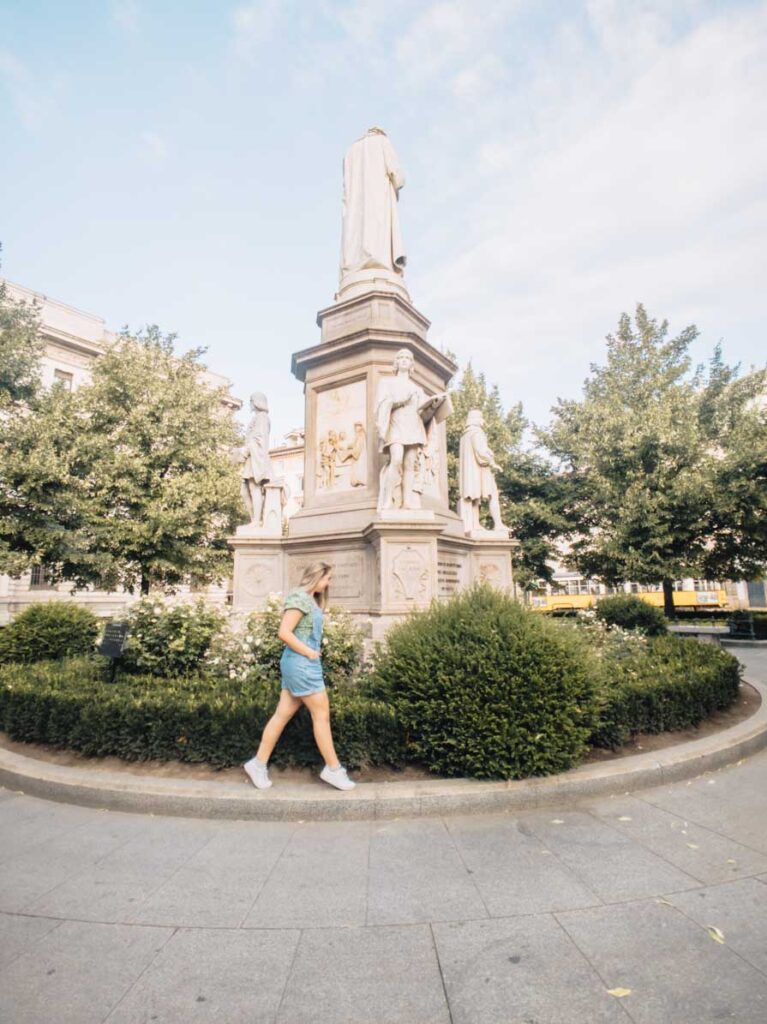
[
  {"x1": 229, "y1": 521, "x2": 517, "y2": 630},
  {"x1": 375, "y1": 508, "x2": 436, "y2": 523},
  {"x1": 335, "y1": 268, "x2": 410, "y2": 303}
]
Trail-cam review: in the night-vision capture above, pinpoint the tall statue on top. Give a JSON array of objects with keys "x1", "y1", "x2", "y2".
[{"x1": 340, "y1": 127, "x2": 407, "y2": 298}]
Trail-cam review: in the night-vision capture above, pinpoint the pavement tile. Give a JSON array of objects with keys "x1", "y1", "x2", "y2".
[
  {"x1": 0, "y1": 911, "x2": 61, "y2": 972},
  {"x1": 277, "y1": 924, "x2": 450, "y2": 1024},
  {"x1": 0, "y1": 798, "x2": 102, "y2": 866},
  {"x1": 433, "y1": 915, "x2": 626, "y2": 1024},
  {"x1": 366, "y1": 818, "x2": 487, "y2": 925},
  {"x1": 127, "y1": 821, "x2": 294, "y2": 928},
  {"x1": 23, "y1": 816, "x2": 213, "y2": 922},
  {"x1": 583, "y1": 793, "x2": 767, "y2": 883},
  {"x1": 0, "y1": 918, "x2": 173, "y2": 1024},
  {"x1": 667, "y1": 878, "x2": 767, "y2": 975},
  {"x1": 557, "y1": 899, "x2": 767, "y2": 1024},
  {"x1": 520, "y1": 808, "x2": 702, "y2": 901},
  {"x1": 105, "y1": 926, "x2": 299, "y2": 1024},
  {"x1": 242, "y1": 820, "x2": 371, "y2": 928},
  {"x1": 0, "y1": 809, "x2": 151, "y2": 913},
  {"x1": 446, "y1": 813, "x2": 602, "y2": 917},
  {"x1": 640, "y1": 750, "x2": 767, "y2": 856}
]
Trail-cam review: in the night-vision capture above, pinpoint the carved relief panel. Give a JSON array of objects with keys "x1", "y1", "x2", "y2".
[{"x1": 315, "y1": 380, "x2": 367, "y2": 493}]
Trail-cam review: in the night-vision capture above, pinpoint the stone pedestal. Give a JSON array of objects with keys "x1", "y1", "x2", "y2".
[
  {"x1": 235, "y1": 483, "x2": 285, "y2": 539},
  {"x1": 231, "y1": 287, "x2": 516, "y2": 630}
]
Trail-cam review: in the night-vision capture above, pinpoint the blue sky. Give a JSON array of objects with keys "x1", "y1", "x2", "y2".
[{"x1": 2, "y1": 0, "x2": 765, "y2": 443}]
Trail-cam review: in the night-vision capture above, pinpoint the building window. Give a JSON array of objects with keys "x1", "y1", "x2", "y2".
[
  {"x1": 29, "y1": 564, "x2": 52, "y2": 589},
  {"x1": 53, "y1": 369, "x2": 74, "y2": 390}
]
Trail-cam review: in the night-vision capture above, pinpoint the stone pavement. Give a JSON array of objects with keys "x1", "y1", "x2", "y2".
[{"x1": 1, "y1": 648, "x2": 766, "y2": 1024}]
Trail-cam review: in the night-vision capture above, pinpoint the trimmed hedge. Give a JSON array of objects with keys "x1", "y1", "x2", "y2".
[
  {"x1": 590, "y1": 634, "x2": 742, "y2": 749},
  {"x1": 369, "y1": 584, "x2": 598, "y2": 780},
  {"x1": 595, "y1": 594, "x2": 667, "y2": 635},
  {"x1": 0, "y1": 602, "x2": 99, "y2": 665},
  {"x1": 729, "y1": 611, "x2": 767, "y2": 640},
  {"x1": 0, "y1": 658, "x2": 404, "y2": 770}
]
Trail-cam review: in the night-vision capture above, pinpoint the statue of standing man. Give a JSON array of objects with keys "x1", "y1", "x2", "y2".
[
  {"x1": 240, "y1": 392, "x2": 274, "y2": 527},
  {"x1": 340, "y1": 127, "x2": 406, "y2": 294},
  {"x1": 458, "y1": 409, "x2": 508, "y2": 534}
]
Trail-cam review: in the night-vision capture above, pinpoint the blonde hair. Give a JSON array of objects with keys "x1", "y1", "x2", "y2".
[{"x1": 299, "y1": 560, "x2": 332, "y2": 609}]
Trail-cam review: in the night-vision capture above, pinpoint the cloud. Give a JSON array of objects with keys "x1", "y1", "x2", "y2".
[
  {"x1": 140, "y1": 131, "x2": 169, "y2": 164},
  {"x1": 0, "y1": 48, "x2": 48, "y2": 130},
  {"x1": 411, "y1": 2, "x2": 767, "y2": 425},
  {"x1": 112, "y1": 0, "x2": 140, "y2": 35},
  {"x1": 231, "y1": 0, "x2": 283, "y2": 58}
]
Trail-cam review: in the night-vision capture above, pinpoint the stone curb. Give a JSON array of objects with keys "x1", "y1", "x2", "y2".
[{"x1": 1, "y1": 676, "x2": 765, "y2": 822}]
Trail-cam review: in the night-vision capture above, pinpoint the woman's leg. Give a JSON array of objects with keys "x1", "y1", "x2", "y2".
[
  {"x1": 301, "y1": 691, "x2": 340, "y2": 768},
  {"x1": 255, "y1": 689, "x2": 302, "y2": 763}
]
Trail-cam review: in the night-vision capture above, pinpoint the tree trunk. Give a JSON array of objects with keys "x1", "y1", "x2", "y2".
[
  {"x1": 140, "y1": 573, "x2": 150, "y2": 597},
  {"x1": 662, "y1": 577, "x2": 675, "y2": 619}
]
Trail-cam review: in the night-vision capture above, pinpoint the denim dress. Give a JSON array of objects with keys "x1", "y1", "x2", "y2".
[{"x1": 279, "y1": 589, "x2": 325, "y2": 696}]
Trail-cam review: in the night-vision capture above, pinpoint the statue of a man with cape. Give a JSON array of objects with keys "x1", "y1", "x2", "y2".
[{"x1": 340, "y1": 127, "x2": 406, "y2": 290}]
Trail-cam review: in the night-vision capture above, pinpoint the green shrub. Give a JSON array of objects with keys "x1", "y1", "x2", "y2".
[
  {"x1": 0, "y1": 602, "x2": 99, "y2": 664},
  {"x1": 368, "y1": 584, "x2": 598, "y2": 780},
  {"x1": 595, "y1": 594, "x2": 667, "y2": 635},
  {"x1": 590, "y1": 634, "x2": 741, "y2": 748},
  {"x1": 121, "y1": 598, "x2": 226, "y2": 677},
  {"x1": 0, "y1": 657, "x2": 404, "y2": 770},
  {"x1": 728, "y1": 611, "x2": 767, "y2": 640}
]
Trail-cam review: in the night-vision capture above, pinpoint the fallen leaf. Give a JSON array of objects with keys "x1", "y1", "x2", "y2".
[
  {"x1": 726, "y1": 859, "x2": 737, "y2": 865},
  {"x1": 656, "y1": 898, "x2": 674, "y2": 907},
  {"x1": 618, "y1": 816, "x2": 632, "y2": 822},
  {"x1": 707, "y1": 926, "x2": 725, "y2": 944},
  {"x1": 686, "y1": 843, "x2": 699, "y2": 850},
  {"x1": 607, "y1": 988, "x2": 632, "y2": 998},
  {"x1": 550, "y1": 819, "x2": 564, "y2": 824}
]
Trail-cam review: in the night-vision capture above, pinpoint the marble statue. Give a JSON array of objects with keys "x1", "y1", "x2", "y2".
[
  {"x1": 240, "y1": 392, "x2": 274, "y2": 526},
  {"x1": 340, "y1": 127, "x2": 406, "y2": 287},
  {"x1": 458, "y1": 409, "x2": 507, "y2": 533},
  {"x1": 338, "y1": 422, "x2": 367, "y2": 487},
  {"x1": 376, "y1": 349, "x2": 451, "y2": 511}
]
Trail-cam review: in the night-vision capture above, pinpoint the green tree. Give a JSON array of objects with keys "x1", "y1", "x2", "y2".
[
  {"x1": 542, "y1": 305, "x2": 766, "y2": 616},
  {"x1": 0, "y1": 267, "x2": 44, "y2": 409},
  {"x1": 0, "y1": 326, "x2": 245, "y2": 593},
  {"x1": 447, "y1": 363, "x2": 571, "y2": 589}
]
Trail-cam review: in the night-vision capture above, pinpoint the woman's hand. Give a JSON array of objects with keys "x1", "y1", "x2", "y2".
[{"x1": 305, "y1": 649, "x2": 321, "y2": 661}]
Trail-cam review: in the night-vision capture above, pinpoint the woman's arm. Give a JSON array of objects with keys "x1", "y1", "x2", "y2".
[{"x1": 278, "y1": 609, "x2": 320, "y2": 660}]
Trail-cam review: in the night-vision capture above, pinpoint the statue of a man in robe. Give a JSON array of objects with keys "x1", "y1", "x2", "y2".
[
  {"x1": 240, "y1": 392, "x2": 274, "y2": 526},
  {"x1": 340, "y1": 127, "x2": 406, "y2": 291},
  {"x1": 376, "y1": 349, "x2": 451, "y2": 511},
  {"x1": 458, "y1": 409, "x2": 507, "y2": 533}
]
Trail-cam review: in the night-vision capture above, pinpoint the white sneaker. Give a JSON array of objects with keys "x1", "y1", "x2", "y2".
[
  {"x1": 244, "y1": 757, "x2": 272, "y2": 790},
  {"x1": 320, "y1": 764, "x2": 356, "y2": 791}
]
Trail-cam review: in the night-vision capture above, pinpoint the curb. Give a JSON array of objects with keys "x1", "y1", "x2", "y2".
[{"x1": 1, "y1": 677, "x2": 765, "y2": 822}]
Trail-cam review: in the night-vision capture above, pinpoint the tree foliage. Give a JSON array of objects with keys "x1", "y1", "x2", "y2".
[
  {"x1": 0, "y1": 325, "x2": 245, "y2": 593},
  {"x1": 0, "y1": 269, "x2": 44, "y2": 410},
  {"x1": 541, "y1": 304, "x2": 766, "y2": 612}
]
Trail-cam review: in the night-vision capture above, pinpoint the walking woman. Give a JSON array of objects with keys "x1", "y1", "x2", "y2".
[{"x1": 243, "y1": 561, "x2": 356, "y2": 791}]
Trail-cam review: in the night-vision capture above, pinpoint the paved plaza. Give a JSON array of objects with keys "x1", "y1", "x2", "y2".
[{"x1": 0, "y1": 648, "x2": 765, "y2": 1023}]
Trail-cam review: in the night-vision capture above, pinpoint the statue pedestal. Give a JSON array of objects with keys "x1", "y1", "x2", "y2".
[{"x1": 235, "y1": 483, "x2": 284, "y2": 538}]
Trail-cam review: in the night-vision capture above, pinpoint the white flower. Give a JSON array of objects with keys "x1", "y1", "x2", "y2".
[{"x1": 254, "y1": 638, "x2": 262, "y2": 646}]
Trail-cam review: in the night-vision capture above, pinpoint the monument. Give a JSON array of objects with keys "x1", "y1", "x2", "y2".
[{"x1": 231, "y1": 128, "x2": 515, "y2": 637}]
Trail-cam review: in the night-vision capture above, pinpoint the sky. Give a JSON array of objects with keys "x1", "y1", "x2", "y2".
[{"x1": 2, "y1": 0, "x2": 766, "y2": 444}]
